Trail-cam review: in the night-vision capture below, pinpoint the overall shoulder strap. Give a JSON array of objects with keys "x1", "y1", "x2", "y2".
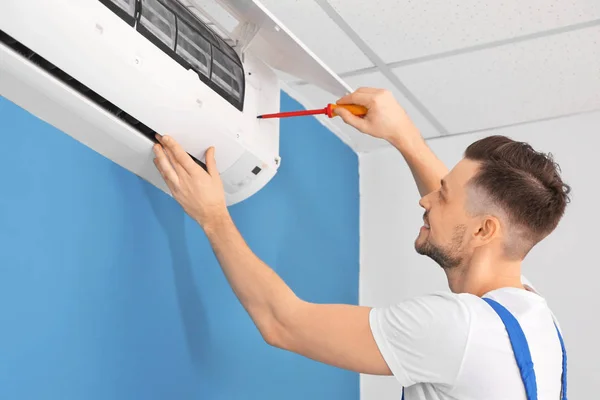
[
  {"x1": 554, "y1": 322, "x2": 568, "y2": 399},
  {"x1": 483, "y1": 297, "x2": 538, "y2": 400}
]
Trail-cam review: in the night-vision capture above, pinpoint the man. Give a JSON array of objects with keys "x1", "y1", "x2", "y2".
[{"x1": 152, "y1": 87, "x2": 569, "y2": 399}]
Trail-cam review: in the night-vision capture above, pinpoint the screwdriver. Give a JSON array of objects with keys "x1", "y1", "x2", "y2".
[{"x1": 257, "y1": 103, "x2": 368, "y2": 119}]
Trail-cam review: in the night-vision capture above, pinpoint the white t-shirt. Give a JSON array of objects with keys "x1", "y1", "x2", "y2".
[{"x1": 369, "y1": 278, "x2": 564, "y2": 399}]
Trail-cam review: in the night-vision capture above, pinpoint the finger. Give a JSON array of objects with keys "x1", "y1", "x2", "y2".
[
  {"x1": 156, "y1": 134, "x2": 199, "y2": 175},
  {"x1": 336, "y1": 87, "x2": 378, "y2": 104},
  {"x1": 334, "y1": 107, "x2": 368, "y2": 132},
  {"x1": 205, "y1": 146, "x2": 220, "y2": 177},
  {"x1": 154, "y1": 144, "x2": 179, "y2": 185},
  {"x1": 153, "y1": 157, "x2": 177, "y2": 194},
  {"x1": 153, "y1": 144, "x2": 180, "y2": 188},
  {"x1": 336, "y1": 91, "x2": 373, "y2": 106},
  {"x1": 162, "y1": 144, "x2": 188, "y2": 178}
]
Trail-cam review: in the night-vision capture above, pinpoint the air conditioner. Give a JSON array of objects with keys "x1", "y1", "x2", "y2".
[{"x1": 0, "y1": 0, "x2": 351, "y2": 205}]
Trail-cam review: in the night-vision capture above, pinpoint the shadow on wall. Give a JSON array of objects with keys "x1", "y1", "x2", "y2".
[
  {"x1": 142, "y1": 176, "x2": 212, "y2": 373},
  {"x1": 106, "y1": 159, "x2": 232, "y2": 394}
]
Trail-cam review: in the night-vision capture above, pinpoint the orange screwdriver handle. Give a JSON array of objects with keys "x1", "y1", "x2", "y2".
[{"x1": 326, "y1": 103, "x2": 368, "y2": 118}]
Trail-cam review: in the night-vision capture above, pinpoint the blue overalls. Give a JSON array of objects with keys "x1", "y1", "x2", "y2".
[{"x1": 401, "y1": 297, "x2": 568, "y2": 399}]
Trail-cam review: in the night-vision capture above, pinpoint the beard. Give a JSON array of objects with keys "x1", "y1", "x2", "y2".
[{"x1": 415, "y1": 224, "x2": 466, "y2": 270}]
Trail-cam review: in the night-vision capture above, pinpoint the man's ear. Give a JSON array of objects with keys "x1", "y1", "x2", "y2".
[{"x1": 472, "y1": 216, "x2": 501, "y2": 247}]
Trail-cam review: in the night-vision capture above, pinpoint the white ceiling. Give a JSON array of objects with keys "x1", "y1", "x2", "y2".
[{"x1": 254, "y1": 0, "x2": 600, "y2": 153}]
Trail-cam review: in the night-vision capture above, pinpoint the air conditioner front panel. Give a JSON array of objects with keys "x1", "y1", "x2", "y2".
[{"x1": 0, "y1": 0, "x2": 282, "y2": 205}]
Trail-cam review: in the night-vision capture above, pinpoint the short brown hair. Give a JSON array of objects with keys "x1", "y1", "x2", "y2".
[{"x1": 464, "y1": 135, "x2": 571, "y2": 258}]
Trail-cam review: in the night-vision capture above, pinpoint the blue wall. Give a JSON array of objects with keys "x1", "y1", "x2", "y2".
[{"x1": 0, "y1": 93, "x2": 359, "y2": 399}]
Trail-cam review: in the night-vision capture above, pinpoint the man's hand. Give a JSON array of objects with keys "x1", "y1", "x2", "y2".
[
  {"x1": 334, "y1": 87, "x2": 421, "y2": 149},
  {"x1": 152, "y1": 134, "x2": 228, "y2": 228}
]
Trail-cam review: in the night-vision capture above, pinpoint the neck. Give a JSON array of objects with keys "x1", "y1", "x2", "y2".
[{"x1": 445, "y1": 251, "x2": 524, "y2": 297}]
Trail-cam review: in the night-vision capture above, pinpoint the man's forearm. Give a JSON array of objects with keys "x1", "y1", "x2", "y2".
[
  {"x1": 388, "y1": 130, "x2": 449, "y2": 197},
  {"x1": 201, "y1": 213, "x2": 299, "y2": 344}
]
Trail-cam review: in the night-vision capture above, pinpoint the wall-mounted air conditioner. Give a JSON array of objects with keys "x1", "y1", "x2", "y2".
[{"x1": 0, "y1": 0, "x2": 351, "y2": 205}]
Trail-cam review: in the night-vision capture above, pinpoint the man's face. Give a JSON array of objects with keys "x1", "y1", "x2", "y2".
[{"x1": 415, "y1": 158, "x2": 481, "y2": 269}]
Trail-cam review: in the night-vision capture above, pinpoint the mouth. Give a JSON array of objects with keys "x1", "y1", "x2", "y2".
[{"x1": 420, "y1": 211, "x2": 431, "y2": 232}]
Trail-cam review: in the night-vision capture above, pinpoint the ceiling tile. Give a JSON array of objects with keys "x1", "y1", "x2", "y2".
[
  {"x1": 257, "y1": 0, "x2": 373, "y2": 74},
  {"x1": 326, "y1": 0, "x2": 600, "y2": 63},
  {"x1": 393, "y1": 26, "x2": 600, "y2": 133}
]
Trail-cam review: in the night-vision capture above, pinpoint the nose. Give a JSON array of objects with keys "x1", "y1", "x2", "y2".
[{"x1": 419, "y1": 193, "x2": 431, "y2": 210}]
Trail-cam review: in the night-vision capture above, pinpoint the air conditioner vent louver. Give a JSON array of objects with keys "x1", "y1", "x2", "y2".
[{"x1": 0, "y1": 29, "x2": 207, "y2": 171}]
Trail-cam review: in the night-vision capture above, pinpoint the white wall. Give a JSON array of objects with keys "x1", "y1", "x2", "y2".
[{"x1": 359, "y1": 111, "x2": 600, "y2": 400}]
